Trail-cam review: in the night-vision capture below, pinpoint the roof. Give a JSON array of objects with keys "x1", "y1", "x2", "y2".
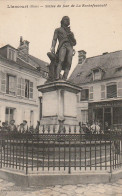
[
  {"x1": 0, "y1": 44, "x2": 16, "y2": 50},
  {"x1": 0, "y1": 54, "x2": 41, "y2": 75},
  {"x1": 0, "y1": 44, "x2": 49, "y2": 75},
  {"x1": 28, "y1": 54, "x2": 49, "y2": 72},
  {"x1": 69, "y1": 50, "x2": 122, "y2": 85}
]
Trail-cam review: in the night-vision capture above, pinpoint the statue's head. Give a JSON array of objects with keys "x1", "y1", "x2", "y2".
[{"x1": 61, "y1": 16, "x2": 70, "y2": 27}]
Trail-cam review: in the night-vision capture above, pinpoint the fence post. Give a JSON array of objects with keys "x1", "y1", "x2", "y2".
[
  {"x1": 110, "y1": 132, "x2": 112, "y2": 174},
  {"x1": 26, "y1": 137, "x2": 28, "y2": 175},
  {"x1": 120, "y1": 132, "x2": 122, "y2": 167},
  {"x1": 0, "y1": 138, "x2": 2, "y2": 168},
  {"x1": 68, "y1": 126, "x2": 71, "y2": 174}
]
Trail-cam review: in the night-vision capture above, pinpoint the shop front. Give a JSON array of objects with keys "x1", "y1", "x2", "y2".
[{"x1": 88, "y1": 100, "x2": 122, "y2": 130}]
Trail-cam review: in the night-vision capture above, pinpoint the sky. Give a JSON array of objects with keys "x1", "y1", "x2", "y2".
[{"x1": 0, "y1": 0, "x2": 122, "y2": 75}]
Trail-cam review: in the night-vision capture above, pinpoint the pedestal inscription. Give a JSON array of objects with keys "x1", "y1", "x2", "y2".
[{"x1": 37, "y1": 80, "x2": 82, "y2": 126}]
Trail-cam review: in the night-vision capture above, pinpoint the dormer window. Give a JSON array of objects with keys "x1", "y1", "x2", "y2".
[
  {"x1": 87, "y1": 67, "x2": 104, "y2": 81},
  {"x1": 77, "y1": 72, "x2": 82, "y2": 77},
  {"x1": 116, "y1": 66, "x2": 122, "y2": 72},
  {"x1": 7, "y1": 46, "x2": 17, "y2": 62},
  {"x1": 91, "y1": 67, "x2": 105, "y2": 81},
  {"x1": 93, "y1": 70, "x2": 101, "y2": 80},
  {"x1": 8, "y1": 49, "x2": 16, "y2": 61}
]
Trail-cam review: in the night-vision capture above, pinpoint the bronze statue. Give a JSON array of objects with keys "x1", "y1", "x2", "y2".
[{"x1": 47, "y1": 16, "x2": 76, "y2": 82}]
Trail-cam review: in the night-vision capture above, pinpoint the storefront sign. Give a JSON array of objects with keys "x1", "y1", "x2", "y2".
[{"x1": 89, "y1": 100, "x2": 122, "y2": 108}]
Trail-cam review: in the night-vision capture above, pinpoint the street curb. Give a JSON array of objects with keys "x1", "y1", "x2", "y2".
[
  {"x1": 0, "y1": 169, "x2": 122, "y2": 187},
  {"x1": 110, "y1": 169, "x2": 122, "y2": 182}
]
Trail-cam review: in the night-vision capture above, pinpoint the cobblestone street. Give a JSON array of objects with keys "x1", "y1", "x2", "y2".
[{"x1": 0, "y1": 178, "x2": 122, "y2": 196}]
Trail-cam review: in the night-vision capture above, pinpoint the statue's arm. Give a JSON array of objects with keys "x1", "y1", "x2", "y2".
[
  {"x1": 51, "y1": 29, "x2": 58, "y2": 53},
  {"x1": 72, "y1": 33, "x2": 77, "y2": 46}
]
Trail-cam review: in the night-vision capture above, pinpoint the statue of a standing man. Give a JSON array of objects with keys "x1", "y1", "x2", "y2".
[{"x1": 51, "y1": 16, "x2": 76, "y2": 80}]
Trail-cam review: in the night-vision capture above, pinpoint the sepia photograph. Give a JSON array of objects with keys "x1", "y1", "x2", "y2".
[{"x1": 0, "y1": 0, "x2": 122, "y2": 195}]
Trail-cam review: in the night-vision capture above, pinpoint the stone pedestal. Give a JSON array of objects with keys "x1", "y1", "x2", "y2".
[{"x1": 37, "y1": 80, "x2": 82, "y2": 127}]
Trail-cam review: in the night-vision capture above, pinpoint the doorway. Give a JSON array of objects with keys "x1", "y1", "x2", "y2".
[{"x1": 93, "y1": 108, "x2": 103, "y2": 124}]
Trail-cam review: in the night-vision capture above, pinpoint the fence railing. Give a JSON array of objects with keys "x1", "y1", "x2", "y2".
[
  {"x1": 0, "y1": 131, "x2": 122, "y2": 174},
  {"x1": 1, "y1": 123, "x2": 122, "y2": 134}
]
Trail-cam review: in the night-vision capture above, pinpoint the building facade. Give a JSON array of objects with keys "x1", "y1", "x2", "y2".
[
  {"x1": 69, "y1": 50, "x2": 122, "y2": 130},
  {"x1": 0, "y1": 37, "x2": 48, "y2": 127}
]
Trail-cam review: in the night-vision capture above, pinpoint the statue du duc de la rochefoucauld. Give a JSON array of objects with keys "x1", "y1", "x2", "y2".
[{"x1": 47, "y1": 16, "x2": 76, "y2": 82}]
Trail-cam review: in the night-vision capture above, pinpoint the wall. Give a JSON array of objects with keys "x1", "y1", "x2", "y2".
[
  {"x1": 42, "y1": 91, "x2": 58, "y2": 117},
  {"x1": 64, "y1": 91, "x2": 77, "y2": 117},
  {"x1": 76, "y1": 77, "x2": 122, "y2": 123},
  {"x1": 0, "y1": 59, "x2": 46, "y2": 127}
]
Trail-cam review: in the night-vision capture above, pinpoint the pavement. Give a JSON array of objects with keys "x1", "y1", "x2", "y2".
[{"x1": 0, "y1": 178, "x2": 122, "y2": 196}]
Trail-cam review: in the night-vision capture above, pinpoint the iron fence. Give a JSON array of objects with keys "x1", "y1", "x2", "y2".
[{"x1": 0, "y1": 130, "x2": 122, "y2": 174}]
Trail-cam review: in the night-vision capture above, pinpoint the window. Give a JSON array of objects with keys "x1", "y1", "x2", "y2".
[
  {"x1": 17, "y1": 78, "x2": 33, "y2": 99},
  {"x1": 24, "y1": 79, "x2": 33, "y2": 99},
  {"x1": 80, "y1": 89, "x2": 89, "y2": 101},
  {"x1": 5, "y1": 107, "x2": 15, "y2": 123},
  {"x1": 8, "y1": 49, "x2": 16, "y2": 61},
  {"x1": 6, "y1": 75, "x2": 16, "y2": 95},
  {"x1": 45, "y1": 72, "x2": 48, "y2": 78},
  {"x1": 93, "y1": 70, "x2": 101, "y2": 80},
  {"x1": 17, "y1": 78, "x2": 25, "y2": 97},
  {"x1": 25, "y1": 80, "x2": 29, "y2": 98},
  {"x1": 81, "y1": 110, "x2": 88, "y2": 123},
  {"x1": 107, "y1": 84, "x2": 117, "y2": 98}
]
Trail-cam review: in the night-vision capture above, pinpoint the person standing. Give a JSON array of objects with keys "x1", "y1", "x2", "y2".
[
  {"x1": 9, "y1": 120, "x2": 17, "y2": 132},
  {"x1": 91, "y1": 121, "x2": 100, "y2": 134},
  {"x1": 23, "y1": 120, "x2": 28, "y2": 133}
]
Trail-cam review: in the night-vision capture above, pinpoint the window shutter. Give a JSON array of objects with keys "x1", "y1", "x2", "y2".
[
  {"x1": 77, "y1": 94, "x2": 79, "y2": 102},
  {"x1": 29, "y1": 81, "x2": 33, "y2": 99},
  {"x1": 6, "y1": 74, "x2": 9, "y2": 93},
  {"x1": 118, "y1": 81, "x2": 122, "y2": 97},
  {"x1": 118, "y1": 89, "x2": 122, "y2": 97},
  {"x1": 90, "y1": 86, "x2": 93, "y2": 92},
  {"x1": 89, "y1": 86, "x2": 93, "y2": 100},
  {"x1": 101, "y1": 85, "x2": 105, "y2": 99},
  {"x1": 21, "y1": 78, "x2": 25, "y2": 97},
  {"x1": 14, "y1": 76, "x2": 17, "y2": 95},
  {"x1": 17, "y1": 77, "x2": 21, "y2": 96},
  {"x1": 1, "y1": 71, "x2": 6, "y2": 93},
  {"x1": 89, "y1": 93, "x2": 93, "y2": 100},
  {"x1": 118, "y1": 81, "x2": 122, "y2": 88}
]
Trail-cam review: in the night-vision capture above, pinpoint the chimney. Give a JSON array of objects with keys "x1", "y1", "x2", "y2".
[
  {"x1": 18, "y1": 36, "x2": 30, "y2": 62},
  {"x1": 102, "y1": 52, "x2": 108, "y2": 55},
  {"x1": 78, "y1": 50, "x2": 86, "y2": 64}
]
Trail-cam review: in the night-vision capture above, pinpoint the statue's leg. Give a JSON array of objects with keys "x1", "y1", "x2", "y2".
[
  {"x1": 56, "y1": 46, "x2": 66, "y2": 80},
  {"x1": 62, "y1": 67, "x2": 70, "y2": 80},
  {"x1": 62, "y1": 46, "x2": 73, "y2": 80}
]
